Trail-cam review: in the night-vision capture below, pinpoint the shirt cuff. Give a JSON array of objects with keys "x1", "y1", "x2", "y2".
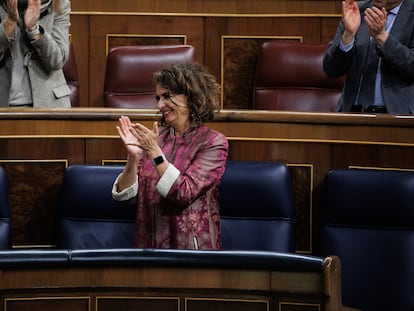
[
  {"x1": 340, "y1": 39, "x2": 354, "y2": 52},
  {"x1": 156, "y1": 164, "x2": 180, "y2": 198},
  {"x1": 111, "y1": 173, "x2": 138, "y2": 201}
]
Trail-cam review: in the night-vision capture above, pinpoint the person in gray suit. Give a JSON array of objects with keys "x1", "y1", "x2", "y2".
[
  {"x1": 0, "y1": 0, "x2": 71, "y2": 108},
  {"x1": 323, "y1": 0, "x2": 414, "y2": 114}
]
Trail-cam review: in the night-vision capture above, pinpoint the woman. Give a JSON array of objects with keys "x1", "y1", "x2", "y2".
[
  {"x1": 112, "y1": 63, "x2": 229, "y2": 250},
  {"x1": 0, "y1": 0, "x2": 71, "y2": 108}
]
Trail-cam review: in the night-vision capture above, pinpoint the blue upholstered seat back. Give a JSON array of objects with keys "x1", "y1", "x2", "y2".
[
  {"x1": 57, "y1": 165, "x2": 136, "y2": 249},
  {"x1": 219, "y1": 160, "x2": 295, "y2": 252},
  {"x1": 57, "y1": 162, "x2": 295, "y2": 252},
  {"x1": 0, "y1": 167, "x2": 11, "y2": 249},
  {"x1": 317, "y1": 169, "x2": 414, "y2": 311}
]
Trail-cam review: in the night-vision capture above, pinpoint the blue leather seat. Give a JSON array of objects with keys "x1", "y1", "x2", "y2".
[
  {"x1": 317, "y1": 169, "x2": 414, "y2": 311},
  {"x1": 219, "y1": 160, "x2": 295, "y2": 252},
  {"x1": 0, "y1": 167, "x2": 11, "y2": 249},
  {"x1": 57, "y1": 162, "x2": 295, "y2": 252},
  {"x1": 57, "y1": 165, "x2": 136, "y2": 249}
]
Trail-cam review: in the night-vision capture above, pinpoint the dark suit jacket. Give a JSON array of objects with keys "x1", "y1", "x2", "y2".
[{"x1": 323, "y1": 0, "x2": 414, "y2": 114}]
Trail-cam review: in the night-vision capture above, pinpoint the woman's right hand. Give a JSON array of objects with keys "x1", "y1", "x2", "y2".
[
  {"x1": 115, "y1": 116, "x2": 142, "y2": 192},
  {"x1": 116, "y1": 116, "x2": 144, "y2": 160},
  {"x1": 6, "y1": 0, "x2": 19, "y2": 22}
]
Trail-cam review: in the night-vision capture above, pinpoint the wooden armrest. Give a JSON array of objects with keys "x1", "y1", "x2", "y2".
[{"x1": 323, "y1": 256, "x2": 361, "y2": 311}]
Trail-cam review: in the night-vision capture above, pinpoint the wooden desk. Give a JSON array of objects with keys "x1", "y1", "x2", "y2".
[
  {"x1": 0, "y1": 249, "x2": 355, "y2": 311},
  {"x1": 1, "y1": 108, "x2": 414, "y2": 251}
]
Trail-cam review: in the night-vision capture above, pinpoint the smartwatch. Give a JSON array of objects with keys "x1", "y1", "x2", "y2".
[{"x1": 152, "y1": 154, "x2": 166, "y2": 166}]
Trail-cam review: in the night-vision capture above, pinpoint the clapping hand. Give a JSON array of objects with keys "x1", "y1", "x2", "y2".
[
  {"x1": 342, "y1": 0, "x2": 361, "y2": 38},
  {"x1": 6, "y1": 0, "x2": 19, "y2": 22},
  {"x1": 116, "y1": 116, "x2": 144, "y2": 157},
  {"x1": 364, "y1": 6, "x2": 387, "y2": 38},
  {"x1": 130, "y1": 121, "x2": 159, "y2": 155},
  {"x1": 24, "y1": 0, "x2": 41, "y2": 30}
]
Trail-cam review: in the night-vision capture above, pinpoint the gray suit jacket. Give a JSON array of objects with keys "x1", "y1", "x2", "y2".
[
  {"x1": 0, "y1": 0, "x2": 71, "y2": 108},
  {"x1": 323, "y1": 0, "x2": 414, "y2": 114}
]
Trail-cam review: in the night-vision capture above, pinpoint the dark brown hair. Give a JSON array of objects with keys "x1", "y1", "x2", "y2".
[{"x1": 153, "y1": 63, "x2": 221, "y2": 128}]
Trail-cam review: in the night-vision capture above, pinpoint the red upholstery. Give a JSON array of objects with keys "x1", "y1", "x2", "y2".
[
  {"x1": 103, "y1": 45, "x2": 195, "y2": 108},
  {"x1": 63, "y1": 42, "x2": 80, "y2": 107},
  {"x1": 253, "y1": 41, "x2": 345, "y2": 112}
]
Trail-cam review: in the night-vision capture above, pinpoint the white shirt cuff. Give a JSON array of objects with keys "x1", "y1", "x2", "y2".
[
  {"x1": 111, "y1": 173, "x2": 138, "y2": 201},
  {"x1": 156, "y1": 164, "x2": 180, "y2": 198}
]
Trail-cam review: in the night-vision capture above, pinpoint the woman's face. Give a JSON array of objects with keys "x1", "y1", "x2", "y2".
[{"x1": 155, "y1": 84, "x2": 191, "y2": 132}]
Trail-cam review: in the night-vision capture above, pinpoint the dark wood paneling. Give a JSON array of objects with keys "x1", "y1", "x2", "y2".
[
  {"x1": 278, "y1": 301, "x2": 321, "y2": 311},
  {"x1": 0, "y1": 255, "x2": 347, "y2": 311},
  {"x1": 0, "y1": 160, "x2": 68, "y2": 247},
  {"x1": 69, "y1": 15, "x2": 90, "y2": 109},
  {"x1": 70, "y1": 0, "x2": 342, "y2": 14},
  {"x1": 221, "y1": 37, "x2": 288, "y2": 110},
  {"x1": 0, "y1": 139, "x2": 85, "y2": 163},
  {"x1": 186, "y1": 299, "x2": 268, "y2": 311},
  {"x1": 97, "y1": 297, "x2": 179, "y2": 311},
  {"x1": 5, "y1": 297, "x2": 89, "y2": 311},
  {"x1": 0, "y1": 138, "x2": 84, "y2": 247},
  {"x1": 107, "y1": 36, "x2": 186, "y2": 51},
  {"x1": 321, "y1": 17, "x2": 342, "y2": 43},
  {"x1": 332, "y1": 144, "x2": 414, "y2": 170},
  {"x1": 86, "y1": 139, "x2": 127, "y2": 164}
]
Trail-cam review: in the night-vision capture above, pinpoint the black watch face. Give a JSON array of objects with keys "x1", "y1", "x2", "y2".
[{"x1": 153, "y1": 155, "x2": 164, "y2": 165}]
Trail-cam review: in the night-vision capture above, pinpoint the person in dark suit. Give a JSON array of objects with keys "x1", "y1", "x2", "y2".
[{"x1": 323, "y1": 0, "x2": 414, "y2": 114}]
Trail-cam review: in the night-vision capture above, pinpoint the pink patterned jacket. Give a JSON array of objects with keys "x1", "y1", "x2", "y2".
[{"x1": 134, "y1": 125, "x2": 228, "y2": 250}]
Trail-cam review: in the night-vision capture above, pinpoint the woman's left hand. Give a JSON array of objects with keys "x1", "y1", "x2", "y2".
[
  {"x1": 24, "y1": 0, "x2": 41, "y2": 30},
  {"x1": 130, "y1": 121, "x2": 162, "y2": 157}
]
